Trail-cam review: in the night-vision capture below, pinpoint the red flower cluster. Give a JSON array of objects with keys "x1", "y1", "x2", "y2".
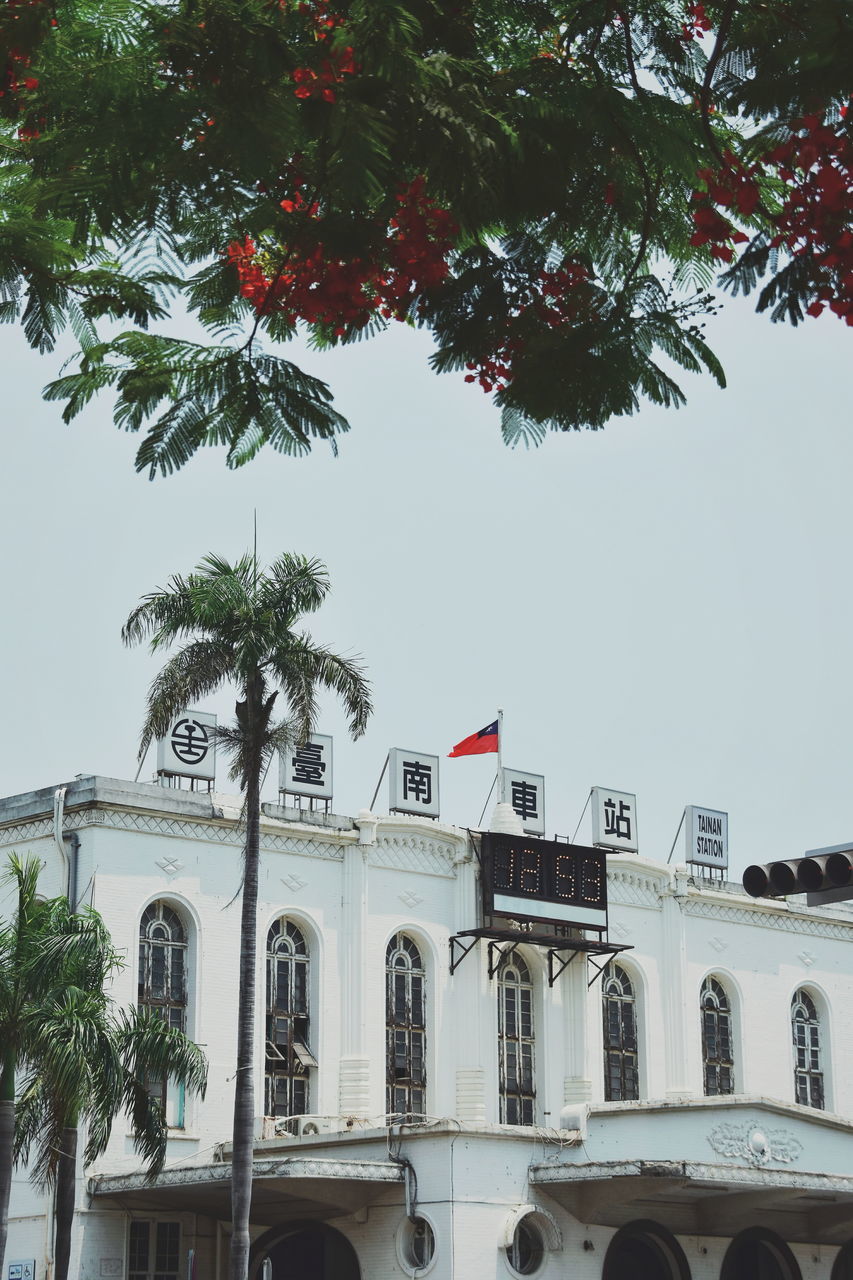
[
  {"x1": 0, "y1": 46, "x2": 37, "y2": 98},
  {"x1": 680, "y1": 2, "x2": 711, "y2": 43},
  {"x1": 691, "y1": 151, "x2": 757, "y2": 261},
  {"x1": 292, "y1": 46, "x2": 357, "y2": 103},
  {"x1": 766, "y1": 114, "x2": 853, "y2": 322},
  {"x1": 464, "y1": 263, "x2": 592, "y2": 393},
  {"x1": 291, "y1": 0, "x2": 358, "y2": 103},
  {"x1": 695, "y1": 116, "x2": 853, "y2": 321},
  {"x1": 381, "y1": 175, "x2": 456, "y2": 318},
  {"x1": 228, "y1": 177, "x2": 457, "y2": 336},
  {"x1": 1, "y1": 0, "x2": 53, "y2": 129}
]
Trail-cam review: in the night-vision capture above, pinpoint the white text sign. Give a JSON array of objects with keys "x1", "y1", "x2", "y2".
[
  {"x1": 592, "y1": 787, "x2": 638, "y2": 853},
  {"x1": 389, "y1": 748, "x2": 440, "y2": 818},
  {"x1": 686, "y1": 805, "x2": 728, "y2": 869},
  {"x1": 280, "y1": 734, "x2": 334, "y2": 801},
  {"x1": 156, "y1": 710, "x2": 216, "y2": 782},
  {"x1": 503, "y1": 768, "x2": 546, "y2": 836}
]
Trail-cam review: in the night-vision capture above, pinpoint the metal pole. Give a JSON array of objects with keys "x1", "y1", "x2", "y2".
[
  {"x1": 497, "y1": 707, "x2": 505, "y2": 803},
  {"x1": 369, "y1": 754, "x2": 390, "y2": 812}
]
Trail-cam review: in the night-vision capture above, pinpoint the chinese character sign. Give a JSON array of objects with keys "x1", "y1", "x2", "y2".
[
  {"x1": 156, "y1": 710, "x2": 216, "y2": 781},
  {"x1": 389, "y1": 748, "x2": 440, "y2": 818},
  {"x1": 279, "y1": 734, "x2": 334, "y2": 800},
  {"x1": 502, "y1": 768, "x2": 546, "y2": 836},
  {"x1": 591, "y1": 787, "x2": 638, "y2": 852},
  {"x1": 685, "y1": 805, "x2": 728, "y2": 869}
]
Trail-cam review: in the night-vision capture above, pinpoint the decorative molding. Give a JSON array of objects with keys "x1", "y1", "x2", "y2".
[
  {"x1": 282, "y1": 873, "x2": 308, "y2": 893},
  {"x1": 607, "y1": 869, "x2": 664, "y2": 909},
  {"x1": 156, "y1": 856, "x2": 184, "y2": 877},
  {"x1": 610, "y1": 920, "x2": 631, "y2": 939},
  {"x1": 371, "y1": 834, "x2": 456, "y2": 877},
  {"x1": 91, "y1": 1156, "x2": 404, "y2": 1197},
  {"x1": 398, "y1": 889, "x2": 423, "y2": 909},
  {"x1": 0, "y1": 817, "x2": 53, "y2": 845},
  {"x1": 0, "y1": 808, "x2": 345, "y2": 861},
  {"x1": 683, "y1": 898, "x2": 853, "y2": 941},
  {"x1": 707, "y1": 1123, "x2": 803, "y2": 1167},
  {"x1": 798, "y1": 949, "x2": 816, "y2": 967},
  {"x1": 708, "y1": 936, "x2": 728, "y2": 954}
]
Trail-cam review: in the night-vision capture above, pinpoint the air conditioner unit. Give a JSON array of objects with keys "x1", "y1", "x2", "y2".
[
  {"x1": 274, "y1": 1114, "x2": 339, "y2": 1138},
  {"x1": 254, "y1": 1116, "x2": 279, "y2": 1140}
]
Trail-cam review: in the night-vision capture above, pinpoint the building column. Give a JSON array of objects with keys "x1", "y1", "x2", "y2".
[
  {"x1": 662, "y1": 870, "x2": 692, "y2": 1097},
  {"x1": 339, "y1": 820, "x2": 372, "y2": 1116},
  {"x1": 453, "y1": 840, "x2": 486, "y2": 1121},
  {"x1": 563, "y1": 949, "x2": 592, "y2": 1105}
]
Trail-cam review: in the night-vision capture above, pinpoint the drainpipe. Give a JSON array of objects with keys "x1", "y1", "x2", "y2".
[
  {"x1": 52, "y1": 787, "x2": 69, "y2": 894},
  {"x1": 52, "y1": 786, "x2": 79, "y2": 907}
]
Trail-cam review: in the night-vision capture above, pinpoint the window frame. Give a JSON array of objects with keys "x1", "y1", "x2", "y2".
[
  {"x1": 128, "y1": 1219, "x2": 181, "y2": 1280},
  {"x1": 791, "y1": 987, "x2": 824, "y2": 1111},
  {"x1": 137, "y1": 902, "x2": 189, "y2": 1126},
  {"x1": 701, "y1": 975, "x2": 735, "y2": 1097},
  {"x1": 497, "y1": 950, "x2": 536, "y2": 1126},
  {"x1": 602, "y1": 963, "x2": 640, "y2": 1102},
  {"x1": 264, "y1": 917, "x2": 314, "y2": 1119},
  {"x1": 385, "y1": 932, "x2": 427, "y2": 1120}
]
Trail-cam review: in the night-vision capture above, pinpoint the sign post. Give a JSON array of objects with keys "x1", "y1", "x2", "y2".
[
  {"x1": 279, "y1": 734, "x2": 334, "y2": 809},
  {"x1": 685, "y1": 805, "x2": 729, "y2": 872},
  {"x1": 502, "y1": 768, "x2": 546, "y2": 836},
  {"x1": 591, "y1": 787, "x2": 638, "y2": 853},
  {"x1": 389, "y1": 748, "x2": 440, "y2": 819},
  {"x1": 155, "y1": 710, "x2": 216, "y2": 788}
]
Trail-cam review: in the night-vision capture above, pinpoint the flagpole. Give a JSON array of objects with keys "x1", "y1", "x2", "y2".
[{"x1": 497, "y1": 707, "x2": 505, "y2": 803}]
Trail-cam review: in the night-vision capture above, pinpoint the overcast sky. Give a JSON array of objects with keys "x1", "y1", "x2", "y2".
[{"x1": 1, "y1": 291, "x2": 849, "y2": 879}]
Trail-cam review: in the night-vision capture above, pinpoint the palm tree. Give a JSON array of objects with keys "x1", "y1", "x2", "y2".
[
  {"x1": 122, "y1": 552, "x2": 372, "y2": 1280},
  {"x1": 15, "y1": 1001, "x2": 208, "y2": 1280},
  {"x1": 0, "y1": 856, "x2": 121, "y2": 1274}
]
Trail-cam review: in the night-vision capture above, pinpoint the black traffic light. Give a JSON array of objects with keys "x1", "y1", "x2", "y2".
[{"x1": 742, "y1": 844, "x2": 853, "y2": 905}]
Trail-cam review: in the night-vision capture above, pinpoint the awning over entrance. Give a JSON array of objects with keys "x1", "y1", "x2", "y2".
[
  {"x1": 530, "y1": 1095, "x2": 853, "y2": 1245},
  {"x1": 530, "y1": 1158, "x2": 853, "y2": 1243},
  {"x1": 89, "y1": 1156, "x2": 404, "y2": 1224}
]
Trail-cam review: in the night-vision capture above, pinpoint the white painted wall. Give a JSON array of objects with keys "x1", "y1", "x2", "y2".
[{"x1": 3, "y1": 777, "x2": 853, "y2": 1279}]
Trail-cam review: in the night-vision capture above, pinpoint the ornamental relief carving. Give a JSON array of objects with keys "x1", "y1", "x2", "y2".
[
  {"x1": 707, "y1": 1123, "x2": 803, "y2": 1166},
  {"x1": 683, "y1": 898, "x2": 853, "y2": 942}
]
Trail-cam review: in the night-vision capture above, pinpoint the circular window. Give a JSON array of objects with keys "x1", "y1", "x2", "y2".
[
  {"x1": 507, "y1": 1217, "x2": 545, "y2": 1276},
  {"x1": 399, "y1": 1216, "x2": 435, "y2": 1273}
]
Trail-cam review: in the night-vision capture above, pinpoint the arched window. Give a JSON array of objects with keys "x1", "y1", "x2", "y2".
[
  {"x1": 498, "y1": 952, "x2": 535, "y2": 1125},
  {"x1": 386, "y1": 933, "x2": 426, "y2": 1118},
  {"x1": 265, "y1": 918, "x2": 314, "y2": 1118},
  {"x1": 701, "y1": 976, "x2": 734, "y2": 1096},
  {"x1": 721, "y1": 1227, "x2": 802, "y2": 1280},
  {"x1": 138, "y1": 902, "x2": 188, "y2": 1123},
  {"x1": 603, "y1": 964, "x2": 639, "y2": 1101},
  {"x1": 792, "y1": 988, "x2": 824, "y2": 1110},
  {"x1": 602, "y1": 1219, "x2": 691, "y2": 1280},
  {"x1": 831, "y1": 1240, "x2": 853, "y2": 1280}
]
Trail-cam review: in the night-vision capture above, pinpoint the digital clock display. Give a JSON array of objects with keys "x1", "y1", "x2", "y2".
[{"x1": 481, "y1": 833, "x2": 608, "y2": 930}]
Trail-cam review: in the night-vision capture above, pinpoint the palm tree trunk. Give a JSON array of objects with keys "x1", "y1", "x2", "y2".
[
  {"x1": 0, "y1": 1048, "x2": 14, "y2": 1276},
  {"x1": 230, "y1": 757, "x2": 262, "y2": 1280},
  {"x1": 53, "y1": 1123, "x2": 78, "y2": 1280}
]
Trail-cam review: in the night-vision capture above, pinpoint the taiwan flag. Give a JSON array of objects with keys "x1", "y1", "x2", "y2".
[{"x1": 448, "y1": 719, "x2": 499, "y2": 757}]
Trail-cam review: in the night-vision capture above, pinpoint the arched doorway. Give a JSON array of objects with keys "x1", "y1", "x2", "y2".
[
  {"x1": 721, "y1": 1228, "x2": 802, "y2": 1280},
  {"x1": 253, "y1": 1223, "x2": 360, "y2": 1280},
  {"x1": 603, "y1": 1220, "x2": 691, "y2": 1280}
]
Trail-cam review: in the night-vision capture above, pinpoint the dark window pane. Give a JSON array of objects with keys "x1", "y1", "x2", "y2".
[{"x1": 386, "y1": 934, "x2": 427, "y2": 1115}]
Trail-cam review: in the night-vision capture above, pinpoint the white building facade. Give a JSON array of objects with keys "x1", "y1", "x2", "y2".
[{"x1": 3, "y1": 774, "x2": 853, "y2": 1280}]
